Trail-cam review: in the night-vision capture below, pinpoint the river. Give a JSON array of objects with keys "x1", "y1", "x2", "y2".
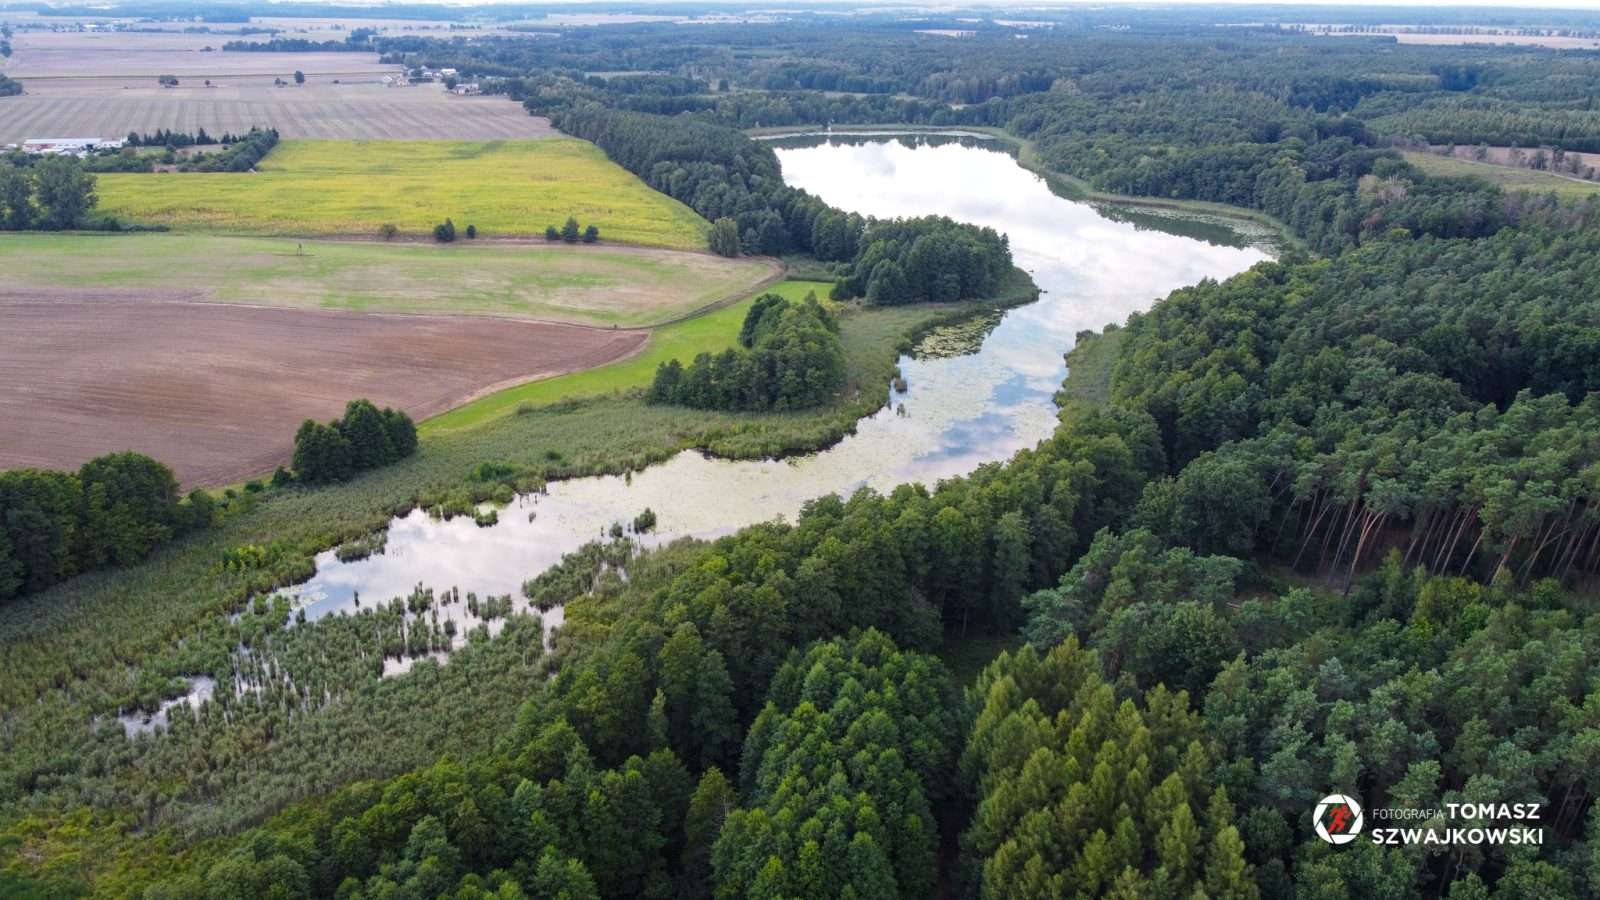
[{"x1": 130, "y1": 135, "x2": 1271, "y2": 730}]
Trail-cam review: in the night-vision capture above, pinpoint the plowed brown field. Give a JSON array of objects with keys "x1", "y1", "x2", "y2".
[{"x1": 0, "y1": 290, "x2": 646, "y2": 487}]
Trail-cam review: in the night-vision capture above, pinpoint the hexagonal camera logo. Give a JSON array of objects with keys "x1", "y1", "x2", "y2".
[{"x1": 1314, "y1": 794, "x2": 1364, "y2": 845}]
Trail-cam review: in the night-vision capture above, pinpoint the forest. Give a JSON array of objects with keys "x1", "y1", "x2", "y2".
[{"x1": 10, "y1": 8, "x2": 1600, "y2": 900}]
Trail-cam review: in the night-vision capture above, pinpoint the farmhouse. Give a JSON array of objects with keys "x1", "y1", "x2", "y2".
[
  {"x1": 451, "y1": 83, "x2": 482, "y2": 95},
  {"x1": 21, "y1": 137, "x2": 124, "y2": 156}
]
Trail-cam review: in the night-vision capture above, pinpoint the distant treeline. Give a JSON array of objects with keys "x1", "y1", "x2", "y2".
[
  {"x1": 222, "y1": 28, "x2": 373, "y2": 52},
  {"x1": 181, "y1": 127, "x2": 279, "y2": 172},
  {"x1": 647, "y1": 292, "x2": 845, "y2": 412},
  {"x1": 0, "y1": 453, "x2": 213, "y2": 606},
  {"x1": 124, "y1": 128, "x2": 254, "y2": 147},
  {"x1": 547, "y1": 104, "x2": 1012, "y2": 302},
  {"x1": 291, "y1": 399, "x2": 418, "y2": 485}
]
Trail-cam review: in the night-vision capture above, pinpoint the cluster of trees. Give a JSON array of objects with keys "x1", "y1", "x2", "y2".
[
  {"x1": 714, "y1": 631, "x2": 954, "y2": 899},
  {"x1": 960, "y1": 637, "x2": 1256, "y2": 898},
  {"x1": 291, "y1": 399, "x2": 418, "y2": 485},
  {"x1": 831, "y1": 216, "x2": 1011, "y2": 305},
  {"x1": 178, "y1": 126, "x2": 279, "y2": 172},
  {"x1": 544, "y1": 216, "x2": 598, "y2": 243},
  {"x1": 0, "y1": 72, "x2": 19, "y2": 96},
  {"x1": 0, "y1": 155, "x2": 96, "y2": 230},
  {"x1": 0, "y1": 452, "x2": 211, "y2": 605},
  {"x1": 433, "y1": 218, "x2": 479, "y2": 241},
  {"x1": 647, "y1": 292, "x2": 845, "y2": 412},
  {"x1": 123, "y1": 127, "x2": 252, "y2": 147}
]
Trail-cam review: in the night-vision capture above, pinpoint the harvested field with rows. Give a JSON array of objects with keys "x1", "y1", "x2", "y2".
[
  {"x1": 0, "y1": 82, "x2": 555, "y2": 143},
  {"x1": 0, "y1": 29, "x2": 556, "y2": 141}
]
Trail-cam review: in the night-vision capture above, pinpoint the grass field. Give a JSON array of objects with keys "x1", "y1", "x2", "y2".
[
  {"x1": 0, "y1": 233, "x2": 775, "y2": 327},
  {"x1": 424, "y1": 280, "x2": 833, "y2": 431},
  {"x1": 1404, "y1": 151, "x2": 1600, "y2": 200},
  {"x1": 94, "y1": 139, "x2": 712, "y2": 248}
]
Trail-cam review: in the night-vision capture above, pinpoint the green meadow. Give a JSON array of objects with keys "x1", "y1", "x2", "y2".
[
  {"x1": 94, "y1": 139, "x2": 712, "y2": 249},
  {"x1": 0, "y1": 232, "x2": 773, "y2": 327}
]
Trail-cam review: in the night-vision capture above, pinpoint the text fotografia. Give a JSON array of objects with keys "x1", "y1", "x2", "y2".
[{"x1": 1315, "y1": 796, "x2": 1545, "y2": 847}]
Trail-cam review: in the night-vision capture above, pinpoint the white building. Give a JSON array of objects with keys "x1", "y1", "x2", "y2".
[{"x1": 21, "y1": 138, "x2": 123, "y2": 156}]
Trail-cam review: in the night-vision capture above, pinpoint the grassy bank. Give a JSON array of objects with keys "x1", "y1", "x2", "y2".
[{"x1": 95, "y1": 139, "x2": 711, "y2": 249}]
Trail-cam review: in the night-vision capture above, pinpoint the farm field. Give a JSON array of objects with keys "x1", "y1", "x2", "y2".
[
  {"x1": 0, "y1": 234, "x2": 778, "y2": 327},
  {"x1": 0, "y1": 83, "x2": 556, "y2": 143},
  {"x1": 95, "y1": 139, "x2": 711, "y2": 247},
  {"x1": 1403, "y1": 150, "x2": 1600, "y2": 199},
  {"x1": 0, "y1": 293, "x2": 647, "y2": 487}
]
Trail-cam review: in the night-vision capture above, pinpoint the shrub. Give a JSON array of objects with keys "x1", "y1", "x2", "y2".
[
  {"x1": 433, "y1": 218, "x2": 457, "y2": 242},
  {"x1": 544, "y1": 225, "x2": 559, "y2": 241},
  {"x1": 561, "y1": 216, "x2": 580, "y2": 243},
  {"x1": 378, "y1": 223, "x2": 398, "y2": 240},
  {"x1": 465, "y1": 223, "x2": 478, "y2": 239},
  {"x1": 582, "y1": 224, "x2": 599, "y2": 243}
]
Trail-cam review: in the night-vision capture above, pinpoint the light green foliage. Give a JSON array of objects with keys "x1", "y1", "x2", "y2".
[
  {"x1": 959, "y1": 637, "x2": 1256, "y2": 900},
  {"x1": 713, "y1": 630, "x2": 955, "y2": 900}
]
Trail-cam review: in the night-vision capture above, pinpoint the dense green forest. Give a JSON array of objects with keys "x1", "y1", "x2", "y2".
[{"x1": 10, "y1": 7, "x2": 1600, "y2": 899}]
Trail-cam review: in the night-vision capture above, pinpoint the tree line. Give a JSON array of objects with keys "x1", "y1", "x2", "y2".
[
  {"x1": 647, "y1": 292, "x2": 846, "y2": 412},
  {"x1": 124, "y1": 128, "x2": 252, "y2": 148}
]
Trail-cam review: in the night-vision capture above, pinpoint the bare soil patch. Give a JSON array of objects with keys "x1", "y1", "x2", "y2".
[{"x1": 0, "y1": 290, "x2": 646, "y2": 487}]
